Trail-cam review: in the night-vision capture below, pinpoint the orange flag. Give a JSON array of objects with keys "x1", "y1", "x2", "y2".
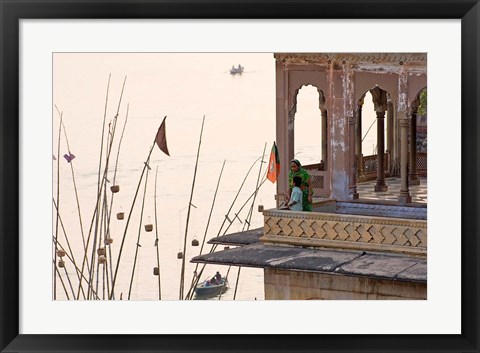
[
  {"x1": 155, "y1": 116, "x2": 170, "y2": 156},
  {"x1": 266, "y1": 141, "x2": 280, "y2": 183}
]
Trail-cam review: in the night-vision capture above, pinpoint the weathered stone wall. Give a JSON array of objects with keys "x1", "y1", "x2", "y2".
[{"x1": 264, "y1": 268, "x2": 427, "y2": 300}]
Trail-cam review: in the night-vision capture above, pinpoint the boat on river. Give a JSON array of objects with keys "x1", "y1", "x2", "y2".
[
  {"x1": 195, "y1": 277, "x2": 229, "y2": 296},
  {"x1": 230, "y1": 65, "x2": 244, "y2": 75}
]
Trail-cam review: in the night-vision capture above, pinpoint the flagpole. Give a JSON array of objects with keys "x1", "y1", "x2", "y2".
[
  {"x1": 127, "y1": 163, "x2": 149, "y2": 300},
  {"x1": 179, "y1": 116, "x2": 205, "y2": 300},
  {"x1": 153, "y1": 166, "x2": 162, "y2": 300}
]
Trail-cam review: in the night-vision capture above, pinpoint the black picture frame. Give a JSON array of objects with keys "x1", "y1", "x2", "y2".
[{"x1": 1, "y1": 1, "x2": 479, "y2": 352}]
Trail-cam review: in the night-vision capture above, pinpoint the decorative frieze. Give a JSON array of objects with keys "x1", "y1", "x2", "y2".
[
  {"x1": 275, "y1": 53, "x2": 427, "y2": 65},
  {"x1": 261, "y1": 210, "x2": 427, "y2": 256}
]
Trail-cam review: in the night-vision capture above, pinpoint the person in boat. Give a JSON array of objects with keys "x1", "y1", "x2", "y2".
[
  {"x1": 210, "y1": 276, "x2": 218, "y2": 285},
  {"x1": 215, "y1": 271, "x2": 222, "y2": 282},
  {"x1": 287, "y1": 176, "x2": 303, "y2": 211},
  {"x1": 287, "y1": 159, "x2": 313, "y2": 211},
  {"x1": 231, "y1": 65, "x2": 235, "y2": 71}
]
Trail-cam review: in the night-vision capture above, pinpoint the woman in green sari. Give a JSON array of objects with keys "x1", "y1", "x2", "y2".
[{"x1": 288, "y1": 159, "x2": 313, "y2": 211}]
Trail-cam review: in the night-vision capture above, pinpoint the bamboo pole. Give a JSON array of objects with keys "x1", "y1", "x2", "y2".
[
  {"x1": 89, "y1": 75, "x2": 113, "y2": 298},
  {"x1": 218, "y1": 266, "x2": 232, "y2": 300},
  {"x1": 187, "y1": 174, "x2": 268, "y2": 299},
  {"x1": 95, "y1": 190, "x2": 109, "y2": 296},
  {"x1": 52, "y1": 237, "x2": 100, "y2": 299},
  {"x1": 106, "y1": 104, "x2": 129, "y2": 300},
  {"x1": 153, "y1": 166, "x2": 162, "y2": 300},
  {"x1": 52, "y1": 199, "x2": 87, "y2": 299},
  {"x1": 109, "y1": 139, "x2": 157, "y2": 299},
  {"x1": 185, "y1": 160, "x2": 225, "y2": 299},
  {"x1": 186, "y1": 156, "x2": 263, "y2": 299},
  {"x1": 53, "y1": 112, "x2": 63, "y2": 300},
  {"x1": 63, "y1": 265, "x2": 77, "y2": 300},
  {"x1": 128, "y1": 165, "x2": 150, "y2": 300},
  {"x1": 53, "y1": 260, "x2": 70, "y2": 300},
  {"x1": 179, "y1": 116, "x2": 205, "y2": 300},
  {"x1": 55, "y1": 106, "x2": 88, "y2": 255},
  {"x1": 77, "y1": 78, "x2": 125, "y2": 299},
  {"x1": 233, "y1": 143, "x2": 267, "y2": 300}
]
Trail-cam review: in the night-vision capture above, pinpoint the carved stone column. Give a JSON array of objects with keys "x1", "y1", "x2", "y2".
[
  {"x1": 409, "y1": 104, "x2": 420, "y2": 185},
  {"x1": 386, "y1": 98, "x2": 394, "y2": 173},
  {"x1": 355, "y1": 102, "x2": 364, "y2": 178},
  {"x1": 399, "y1": 117, "x2": 412, "y2": 204},
  {"x1": 275, "y1": 60, "x2": 290, "y2": 206},
  {"x1": 374, "y1": 111, "x2": 388, "y2": 191},
  {"x1": 349, "y1": 115, "x2": 359, "y2": 199},
  {"x1": 370, "y1": 87, "x2": 388, "y2": 192},
  {"x1": 321, "y1": 109, "x2": 328, "y2": 169}
]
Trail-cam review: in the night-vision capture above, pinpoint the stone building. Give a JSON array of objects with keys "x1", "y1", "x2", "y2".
[{"x1": 192, "y1": 53, "x2": 427, "y2": 300}]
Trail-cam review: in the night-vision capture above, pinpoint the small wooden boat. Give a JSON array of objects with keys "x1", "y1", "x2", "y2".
[
  {"x1": 195, "y1": 277, "x2": 228, "y2": 296},
  {"x1": 229, "y1": 65, "x2": 244, "y2": 75}
]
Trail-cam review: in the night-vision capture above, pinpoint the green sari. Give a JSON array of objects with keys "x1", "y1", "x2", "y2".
[{"x1": 288, "y1": 167, "x2": 312, "y2": 211}]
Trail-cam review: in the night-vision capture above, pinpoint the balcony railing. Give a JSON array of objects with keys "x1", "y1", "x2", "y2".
[{"x1": 261, "y1": 206, "x2": 427, "y2": 256}]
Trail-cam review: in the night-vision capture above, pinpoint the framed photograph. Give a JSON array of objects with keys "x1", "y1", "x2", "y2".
[{"x1": 1, "y1": 1, "x2": 478, "y2": 352}]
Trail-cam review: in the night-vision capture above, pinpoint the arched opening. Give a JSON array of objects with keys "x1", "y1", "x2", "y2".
[
  {"x1": 291, "y1": 84, "x2": 329, "y2": 198},
  {"x1": 409, "y1": 87, "x2": 427, "y2": 185},
  {"x1": 416, "y1": 88, "x2": 427, "y2": 154},
  {"x1": 293, "y1": 85, "x2": 322, "y2": 166},
  {"x1": 361, "y1": 91, "x2": 384, "y2": 156},
  {"x1": 355, "y1": 86, "x2": 394, "y2": 197}
]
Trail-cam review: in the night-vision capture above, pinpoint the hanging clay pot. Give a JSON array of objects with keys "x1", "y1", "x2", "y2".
[
  {"x1": 56, "y1": 249, "x2": 66, "y2": 258},
  {"x1": 153, "y1": 267, "x2": 159, "y2": 276},
  {"x1": 97, "y1": 248, "x2": 106, "y2": 256},
  {"x1": 144, "y1": 224, "x2": 153, "y2": 232},
  {"x1": 98, "y1": 255, "x2": 107, "y2": 265},
  {"x1": 191, "y1": 238, "x2": 199, "y2": 247},
  {"x1": 116, "y1": 212, "x2": 124, "y2": 220},
  {"x1": 110, "y1": 185, "x2": 120, "y2": 193},
  {"x1": 258, "y1": 205, "x2": 264, "y2": 212},
  {"x1": 105, "y1": 237, "x2": 113, "y2": 245},
  {"x1": 58, "y1": 259, "x2": 65, "y2": 268},
  {"x1": 177, "y1": 251, "x2": 183, "y2": 259}
]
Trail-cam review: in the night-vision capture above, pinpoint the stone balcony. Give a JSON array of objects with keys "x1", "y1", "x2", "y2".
[{"x1": 261, "y1": 200, "x2": 427, "y2": 257}]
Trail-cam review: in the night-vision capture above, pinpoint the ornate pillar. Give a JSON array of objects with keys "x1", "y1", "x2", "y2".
[
  {"x1": 374, "y1": 111, "x2": 388, "y2": 191},
  {"x1": 370, "y1": 87, "x2": 388, "y2": 192},
  {"x1": 355, "y1": 102, "x2": 364, "y2": 178},
  {"x1": 321, "y1": 109, "x2": 328, "y2": 169},
  {"x1": 386, "y1": 98, "x2": 394, "y2": 174},
  {"x1": 349, "y1": 115, "x2": 359, "y2": 199},
  {"x1": 409, "y1": 102, "x2": 420, "y2": 185},
  {"x1": 275, "y1": 60, "x2": 290, "y2": 206},
  {"x1": 399, "y1": 117, "x2": 412, "y2": 203}
]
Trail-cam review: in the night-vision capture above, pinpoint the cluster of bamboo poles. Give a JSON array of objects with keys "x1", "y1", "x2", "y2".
[{"x1": 53, "y1": 76, "x2": 269, "y2": 301}]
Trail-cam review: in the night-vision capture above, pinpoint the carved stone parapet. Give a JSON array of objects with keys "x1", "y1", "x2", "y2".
[
  {"x1": 274, "y1": 53, "x2": 427, "y2": 65},
  {"x1": 261, "y1": 209, "x2": 427, "y2": 256}
]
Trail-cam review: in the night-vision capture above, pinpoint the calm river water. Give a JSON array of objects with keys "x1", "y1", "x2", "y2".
[{"x1": 53, "y1": 53, "x2": 378, "y2": 300}]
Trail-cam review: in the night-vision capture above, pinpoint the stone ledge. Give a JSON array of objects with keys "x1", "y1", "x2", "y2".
[
  {"x1": 207, "y1": 227, "x2": 263, "y2": 246},
  {"x1": 191, "y1": 243, "x2": 427, "y2": 283}
]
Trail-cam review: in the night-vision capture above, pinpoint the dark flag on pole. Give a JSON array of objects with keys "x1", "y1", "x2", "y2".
[
  {"x1": 155, "y1": 116, "x2": 170, "y2": 156},
  {"x1": 266, "y1": 141, "x2": 280, "y2": 183}
]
